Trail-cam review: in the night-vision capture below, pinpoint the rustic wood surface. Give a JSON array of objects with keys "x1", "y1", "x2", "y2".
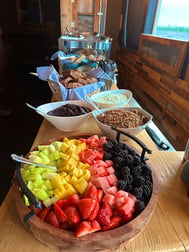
[
  {"x1": 117, "y1": 47, "x2": 189, "y2": 150},
  {"x1": 0, "y1": 115, "x2": 189, "y2": 251}
]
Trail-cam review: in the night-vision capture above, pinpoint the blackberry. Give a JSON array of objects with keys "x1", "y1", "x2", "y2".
[
  {"x1": 133, "y1": 176, "x2": 145, "y2": 187},
  {"x1": 128, "y1": 148, "x2": 137, "y2": 156},
  {"x1": 143, "y1": 184, "x2": 152, "y2": 198},
  {"x1": 103, "y1": 152, "x2": 112, "y2": 161},
  {"x1": 103, "y1": 142, "x2": 113, "y2": 152},
  {"x1": 141, "y1": 164, "x2": 152, "y2": 175},
  {"x1": 117, "y1": 142, "x2": 127, "y2": 150},
  {"x1": 124, "y1": 174, "x2": 133, "y2": 184},
  {"x1": 125, "y1": 154, "x2": 134, "y2": 166},
  {"x1": 133, "y1": 155, "x2": 141, "y2": 165},
  {"x1": 118, "y1": 150, "x2": 129, "y2": 158},
  {"x1": 121, "y1": 166, "x2": 130, "y2": 176},
  {"x1": 131, "y1": 165, "x2": 142, "y2": 177},
  {"x1": 125, "y1": 183, "x2": 133, "y2": 192},
  {"x1": 113, "y1": 156, "x2": 126, "y2": 166},
  {"x1": 132, "y1": 187, "x2": 143, "y2": 199},
  {"x1": 112, "y1": 143, "x2": 123, "y2": 153},
  {"x1": 134, "y1": 200, "x2": 145, "y2": 216},
  {"x1": 117, "y1": 180, "x2": 127, "y2": 191},
  {"x1": 114, "y1": 170, "x2": 122, "y2": 180},
  {"x1": 113, "y1": 163, "x2": 122, "y2": 171},
  {"x1": 144, "y1": 174, "x2": 152, "y2": 183}
]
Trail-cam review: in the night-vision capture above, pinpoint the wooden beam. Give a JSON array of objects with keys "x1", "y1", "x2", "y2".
[{"x1": 60, "y1": 0, "x2": 73, "y2": 34}]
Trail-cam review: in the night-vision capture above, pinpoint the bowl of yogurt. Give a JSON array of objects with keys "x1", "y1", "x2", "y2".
[{"x1": 90, "y1": 89, "x2": 132, "y2": 109}]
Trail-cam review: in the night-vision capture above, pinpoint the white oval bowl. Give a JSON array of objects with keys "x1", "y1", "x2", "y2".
[
  {"x1": 90, "y1": 89, "x2": 132, "y2": 109},
  {"x1": 92, "y1": 107, "x2": 153, "y2": 140},
  {"x1": 36, "y1": 100, "x2": 94, "y2": 132}
]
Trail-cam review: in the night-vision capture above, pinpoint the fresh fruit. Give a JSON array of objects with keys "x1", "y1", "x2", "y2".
[
  {"x1": 76, "y1": 220, "x2": 101, "y2": 237},
  {"x1": 54, "y1": 203, "x2": 67, "y2": 223},
  {"x1": 38, "y1": 206, "x2": 51, "y2": 221},
  {"x1": 77, "y1": 198, "x2": 99, "y2": 220},
  {"x1": 45, "y1": 211, "x2": 60, "y2": 228},
  {"x1": 64, "y1": 206, "x2": 81, "y2": 225},
  {"x1": 96, "y1": 202, "x2": 113, "y2": 226},
  {"x1": 102, "y1": 217, "x2": 122, "y2": 231}
]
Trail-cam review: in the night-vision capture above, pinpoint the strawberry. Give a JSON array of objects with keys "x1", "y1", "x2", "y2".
[
  {"x1": 102, "y1": 217, "x2": 122, "y2": 231},
  {"x1": 45, "y1": 211, "x2": 60, "y2": 228},
  {"x1": 76, "y1": 220, "x2": 101, "y2": 238},
  {"x1": 97, "y1": 189, "x2": 104, "y2": 203},
  {"x1": 86, "y1": 184, "x2": 98, "y2": 200},
  {"x1": 62, "y1": 194, "x2": 80, "y2": 209},
  {"x1": 64, "y1": 206, "x2": 81, "y2": 224},
  {"x1": 56, "y1": 199, "x2": 66, "y2": 209},
  {"x1": 54, "y1": 203, "x2": 67, "y2": 223},
  {"x1": 77, "y1": 198, "x2": 99, "y2": 220},
  {"x1": 96, "y1": 202, "x2": 113, "y2": 226},
  {"x1": 38, "y1": 206, "x2": 51, "y2": 221}
]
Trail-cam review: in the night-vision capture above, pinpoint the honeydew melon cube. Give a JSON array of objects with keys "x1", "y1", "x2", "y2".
[
  {"x1": 48, "y1": 161, "x2": 57, "y2": 167},
  {"x1": 33, "y1": 188, "x2": 49, "y2": 201},
  {"x1": 29, "y1": 155, "x2": 42, "y2": 164},
  {"x1": 25, "y1": 174, "x2": 42, "y2": 181},
  {"x1": 53, "y1": 150, "x2": 61, "y2": 160},
  {"x1": 27, "y1": 180, "x2": 33, "y2": 190},
  {"x1": 30, "y1": 151, "x2": 39, "y2": 155},
  {"x1": 45, "y1": 180, "x2": 53, "y2": 190},
  {"x1": 23, "y1": 195, "x2": 30, "y2": 207},
  {"x1": 74, "y1": 178, "x2": 88, "y2": 194},
  {"x1": 32, "y1": 178, "x2": 43, "y2": 188},
  {"x1": 56, "y1": 159, "x2": 63, "y2": 168},
  {"x1": 38, "y1": 145, "x2": 48, "y2": 152},
  {"x1": 44, "y1": 168, "x2": 57, "y2": 173},
  {"x1": 49, "y1": 144, "x2": 56, "y2": 153},
  {"x1": 48, "y1": 152, "x2": 55, "y2": 161},
  {"x1": 23, "y1": 164, "x2": 36, "y2": 170},
  {"x1": 38, "y1": 152, "x2": 50, "y2": 164},
  {"x1": 43, "y1": 196, "x2": 58, "y2": 207},
  {"x1": 30, "y1": 167, "x2": 44, "y2": 174},
  {"x1": 22, "y1": 169, "x2": 31, "y2": 179},
  {"x1": 41, "y1": 148, "x2": 50, "y2": 156},
  {"x1": 52, "y1": 141, "x2": 63, "y2": 152},
  {"x1": 42, "y1": 172, "x2": 57, "y2": 180}
]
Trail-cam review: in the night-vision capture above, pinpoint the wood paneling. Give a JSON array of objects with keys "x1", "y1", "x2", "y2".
[{"x1": 117, "y1": 46, "x2": 189, "y2": 150}]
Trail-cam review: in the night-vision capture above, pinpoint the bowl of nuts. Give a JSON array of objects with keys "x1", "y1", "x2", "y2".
[
  {"x1": 32, "y1": 100, "x2": 94, "y2": 132},
  {"x1": 92, "y1": 107, "x2": 153, "y2": 140}
]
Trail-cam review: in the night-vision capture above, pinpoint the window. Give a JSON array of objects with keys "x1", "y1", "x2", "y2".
[{"x1": 153, "y1": 0, "x2": 189, "y2": 41}]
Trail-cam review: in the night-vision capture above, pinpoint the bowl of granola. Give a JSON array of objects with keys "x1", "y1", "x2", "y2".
[{"x1": 92, "y1": 107, "x2": 153, "y2": 140}]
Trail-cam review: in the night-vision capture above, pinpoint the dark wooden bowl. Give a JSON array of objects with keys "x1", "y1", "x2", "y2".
[{"x1": 12, "y1": 134, "x2": 159, "y2": 251}]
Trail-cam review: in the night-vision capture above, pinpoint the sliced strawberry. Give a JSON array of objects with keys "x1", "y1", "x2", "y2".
[
  {"x1": 96, "y1": 202, "x2": 113, "y2": 226},
  {"x1": 38, "y1": 206, "x2": 51, "y2": 221},
  {"x1": 56, "y1": 199, "x2": 66, "y2": 209},
  {"x1": 90, "y1": 220, "x2": 101, "y2": 232},
  {"x1": 86, "y1": 184, "x2": 98, "y2": 200},
  {"x1": 45, "y1": 211, "x2": 60, "y2": 228},
  {"x1": 76, "y1": 221, "x2": 92, "y2": 237},
  {"x1": 54, "y1": 203, "x2": 67, "y2": 223},
  {"x1": 62, "y1": 194, "x2": 80, "y2": 209},
  {"x1": 64, "y1": 206, "x2": 81, "y2": 224},
  {"x1": 102, "y1": 217, "x2": 122, "y2": 231},
  {"x1": 121, "y1": 212, "x2": 133, "y2": 224},
  {"x1": 76, "y1": 220, "x2": 101, "y2": 238},
  {"x1": 77, "y1": 198, "x2": 99, "y2": 220},
  {"x1": 97, "y1": 189, "x2": 104, "y2": 203}
]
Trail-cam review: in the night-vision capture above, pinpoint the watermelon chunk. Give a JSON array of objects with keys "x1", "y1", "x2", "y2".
[{"x1": 102, "y1": 193, "x2": 115, "y2": 207}]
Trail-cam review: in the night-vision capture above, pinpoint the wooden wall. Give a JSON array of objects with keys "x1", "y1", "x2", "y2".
[{"x1": 117, "y1": 37, "x2": 189, "y2": 151}]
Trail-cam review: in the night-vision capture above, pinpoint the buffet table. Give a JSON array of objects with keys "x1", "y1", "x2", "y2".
[{"x1": 0, "y1": 103, "x2": 189, "y2": 251}]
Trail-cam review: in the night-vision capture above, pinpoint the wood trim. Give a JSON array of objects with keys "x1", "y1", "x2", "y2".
[
  {"x1": 138, "y1": 34, "x2": 189, "y2": 77},
  {"x1": 60, "y1": 0, "x2": 73, "y2": 34}
]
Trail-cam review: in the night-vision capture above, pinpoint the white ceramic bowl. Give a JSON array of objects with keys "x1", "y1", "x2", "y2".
[
  {"x1": 90, "y1": 89, "x2": 132, "y2": 109},
  {"x1": 35, "y1": 100, "x2": 94, "y2": 132},
  {"x1": 93, "y1": 107, "x2": 153, "y2": 140}
]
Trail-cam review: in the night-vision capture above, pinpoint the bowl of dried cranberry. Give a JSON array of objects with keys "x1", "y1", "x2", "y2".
[
  {"x1": 93, "y1": 107, "x2": 153, "y2": 140},
  {"x1": 29, "y1": 100, "x2": 94, "y2": 132}
]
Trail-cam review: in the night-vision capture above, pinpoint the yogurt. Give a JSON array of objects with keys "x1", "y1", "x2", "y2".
[{"x1": 93, "y1": 93, "x2": 127, "y2": 104}]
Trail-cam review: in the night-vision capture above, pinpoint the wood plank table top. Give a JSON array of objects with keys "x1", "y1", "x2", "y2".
[{"x1": 0, "y1": 115, "x2": 189, "y2": 252}]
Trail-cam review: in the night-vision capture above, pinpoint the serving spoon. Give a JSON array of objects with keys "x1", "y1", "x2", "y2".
[
  {"x1": 85, "y1": 95, "x2": 104, "y2": 115},
  {"x1": 25, "y1": 103, "x2": 45, "y2": 116},
  {"x1": 11, "y1": 154, "x2": 57, "y2": 171}
]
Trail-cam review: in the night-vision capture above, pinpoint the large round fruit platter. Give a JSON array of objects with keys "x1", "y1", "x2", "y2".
[{"x1": 12, "y1": 133, "x2": 159, "y2": 251}]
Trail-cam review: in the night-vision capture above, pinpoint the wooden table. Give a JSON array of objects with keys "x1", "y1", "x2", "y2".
[{"x1": 0, "y1": 115, "x2": 189, "y2": 252}]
